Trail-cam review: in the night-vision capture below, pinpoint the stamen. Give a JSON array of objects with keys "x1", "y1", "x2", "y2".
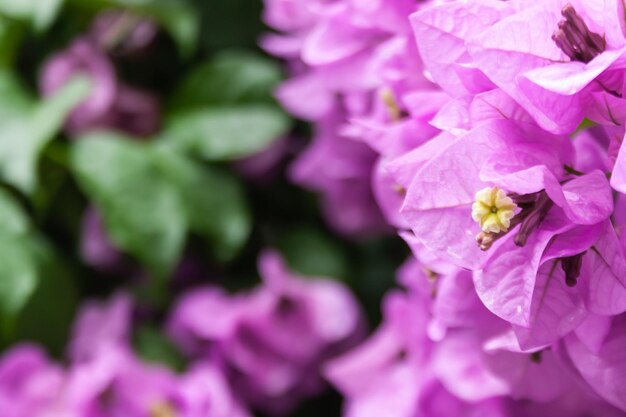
[
  {"x1": 509, "y1": 193, "x2": 539, "y2": 206},
  {"x1": 552, "y1": 4, "x2": 605, "y2": 63},
  {"x1": 561, "y1": 253, "x2": 584, "y2": 287},
  {"x1": 530, "y1": 351, "x2": 543, "y2": 364},
  {"x1": 393, "y1": 183, "x2": 406, "y2": 196},
  {"x1": 561, "y1": 6, "x2": 605, "y2": 52},
  {"x1": 563, "y1": 164, "x2": 585, "y2": 177},
  {"x1": 423, "y1": 268, "x2": 438, "y2": 282},
  {"x1": 514, "y1": 192, "x2": 553, "y2": 247},
  {"x1": 423, "y1": 268, "x2": 439, "y2": 298},
  {"x1": 476, "y1": 231, "x2": 497, "y2": 251},
  {"x1": 380, "y1": 88, "x2": 406, "y2": 122}
]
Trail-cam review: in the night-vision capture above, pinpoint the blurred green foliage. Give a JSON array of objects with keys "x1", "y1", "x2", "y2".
[
  {"x1": 0, "y1": 1, "x2": 405, "y2": 416},
  {"x1": 0, "y1": 74, "x2": 90, "y2": 193},
  {"x1": 0, "y1": 187, "x2": 77, "y2": 354},
  {"x1": 0, "y1": 0, "x2": 64, "y2": 32},
  {"x1": 71, "y1": 134, "x2": 190, "y2": 279},
  {"x1": 133, "y1": 324, "x2": 186, "y2": 371}
]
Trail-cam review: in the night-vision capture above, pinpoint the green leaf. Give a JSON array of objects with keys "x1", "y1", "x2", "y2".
[
  {"x1": 133, "y1": 325, "x2": 185, "y2": 371},
  {"x1": 575, "y1": 118, "x2": 596, "y2": 134},
  {"x1": 0, "y1": 0, "x2": 64, "y2": 31},
  {"x1": 0, "y1": 189, "x2": 76, "y2": 353},
  {"x1": 0, "y1": 71, "x2": 31, "y2": 118},
  {"x1": 153, "y1": 146, "x2": 251, "y2": 260},
  {"x1": 161, "y1": 105, "x2": 291, "y2": 161},
  {"x1": 0, "y1": 190, "x2": 38, "y2": 319},
  {"x1": 276, "y1": 226, "x2": 350, "y2": 280},
  {"x1": 164, "y1": 52, "x2": 290, "y2": 161},
  {"x1": 0, "y1": 236, "x2": 40, "y2": 318},
  {"x1": 71, "y1": 133, "x2": 187, "y2": 277},
  {"x1": 162, "y1": 51, "x2": 291, "y2": 162},
  {"x1": 169, "y1": 51, "x2": 283, "y2": 109},
  {"x1": 13, "y1": 248, "x2": 78, "y2": 356},
  {"x1": 0, "y1": 17, "x2": 22, "y2": 67},
  {"x1": 0, "y1": 75, "x2": 91, "y2": 193},
  {"x1": 0, "y1": 188, "x2": 30, "y2": 234}
]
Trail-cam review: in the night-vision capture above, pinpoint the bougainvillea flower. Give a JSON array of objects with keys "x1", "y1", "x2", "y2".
[
  {"x1": 395, "y1": 119, "x2": 578, "y2": 268},
  {"x1": 290, "y1": 112, "x2": 388, "y2": 236},
  {"x1": 65, "y1": 346, "x2": 181, "y2": 417},
  {"x1": 327, "y1": 253, "x2": 624, "y2": 416},
  {"x1": 476, "y1": 212, "x2": 626, "y2": 335},
  {"x1": 62, "y1": 291, "x2": 249, "y2": 417},
  {"x1": 324, "y1": 270, "x2": 430, "y2": 417},
  {"x1": 177, "y1": 362, "x2": 252, "y2": 417},
  {"x1": 261, "y1": 0, "x2": 626, "y2": 415},
  {"x1": 65, "y1": 345, "x2": 250, "y2": 417},
  {"x1": 400, "y1": 256, "x2": 575, "y2": 404},
  {"x1": 609, "y1": 127, "x2": 626, "y2": 193},
  {"x1": 465, "y1": 0, "x2": 626, "y2": 134},
  {"x1": 262, "y1": 0, "x2": 317, "y2": 33},
  {"x1": 41, "y1": 38, "x2": 160, "y2": 137},
  {"x1": 566, "y1": 315, "x2": 626, "y2": 412},
  {"x1": 0, "y1": 345, "x2": 65, "y2": 417},
  {"x1": 430, "y1": 88, "x2": 538, "y2": 136},
  {"x1": 395, "y1": 116, "x2": 626, "y2": 335},
  {"x1": 342, "y1": 97, "x2": 442, "y2": 232},
  {"x1": 354, "y1": 99, "x2": 442, "y2": 228},
  {"x1": 264, "y1": 0, "x2": 439, "y2": 239},
  {"x1": 69, "y1": 292, "x2": 133, "y2": 362},
  {"x1": 348, "y1": 85, "x2": 445, "y2": 228},
  {"x1": 40, "y1": 38, "x2": 118, "y2": 135},
  {"x1": 410, "y1": 0, "x2": 514, "y2": 97},
  {"x1": 168, "y1": 250, "x2": 364, "y2": 415}
]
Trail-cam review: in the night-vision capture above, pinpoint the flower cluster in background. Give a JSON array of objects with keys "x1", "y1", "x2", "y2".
[
  {"x1": 2, "y1": 250, "x2": 363, "y2": 417},
  {"x1": 0, "y1": 1, "x2": 399, "y2": 416},
  {"x1": 3, "y1": 0, "x2": 626, "y2": 416}
]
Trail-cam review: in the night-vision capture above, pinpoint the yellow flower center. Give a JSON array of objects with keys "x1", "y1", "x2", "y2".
[{"x1": 471, "y1": 187, "x2": 517, "y2": 233}]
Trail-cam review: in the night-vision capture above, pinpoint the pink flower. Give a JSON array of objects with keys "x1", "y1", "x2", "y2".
[
  {"x1": 0, "y1": 345, "x2": 65, "y2": 417},
  {"x1": 167, "y1": 250, "x2": 365, "y2": 415},
  {"x1": 40, "y1": 38, "x2": 160, "y2": 137},
  {"x1": 69, "y1": 292, "x2": 133, "y2": 363},
  {"x1": 566, "y1": 315, "x2": 626, "y2": 412}
]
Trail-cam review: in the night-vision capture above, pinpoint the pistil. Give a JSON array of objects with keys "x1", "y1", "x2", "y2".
[
  {"x1": 472, "y1": 187, "x2": 517, "y2": 234},
  {"x1": 514, "y1": 192, "x2": 553, "y2": 247}
]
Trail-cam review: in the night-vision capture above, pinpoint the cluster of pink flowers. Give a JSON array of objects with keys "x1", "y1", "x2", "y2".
[
  {"x1": 0, "y1": 293, "x2": 251, "y2": 417},
  {"x1": 264, "y1": 0, "x2": 626, "y2": 415},
  {"x1": 0, "y1": 251, "x2": 364, "y2": 416}
]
